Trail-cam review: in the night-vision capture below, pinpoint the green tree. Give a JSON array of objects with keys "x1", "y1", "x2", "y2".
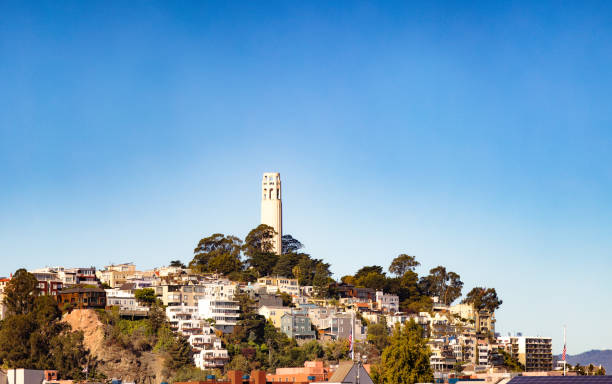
[
  {"x1": 462, "y1": 287, "x2": 503, "y2": 312},
  {"x1": 243, "y1": 225, "x2": 279, "y2": 277},
  {"x1": 169, "y1": 260, "x2": 186, "y2": 268},
  {"x1": 377, "y1": 320, "x2": 433, "y2": 384},
  {"x1": 389, "y1": 254, "x2": 420, "y2": 277},
  {"x1": 367, "y1": 322, "x2": 390, "y2": 352},
  {"x1": 419, "y1": 266, "x2": 463, "y2": 305},
  {"x1": 165, "y1": 334, "x2": 194, "y2": 371},
  {"x1": 134, "y1": 288, "x2": 157, "y2": 307},
  {"x1": 281, "y1": 234, "x2": 303, "y2": 254},
  {"x1": 3, "y1": 268, "x2": 39, "y2": 315},
  {"x1": 312, "y1": 263, "x2": 333, "y2": 298},
  {"x1": 190, "y1": 233, "x2": 243, "y2": 274}
]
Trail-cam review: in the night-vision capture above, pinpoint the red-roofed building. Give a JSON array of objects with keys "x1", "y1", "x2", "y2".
[{"x1": 267, "y1": 361, "x2": 331, "y2": 383}]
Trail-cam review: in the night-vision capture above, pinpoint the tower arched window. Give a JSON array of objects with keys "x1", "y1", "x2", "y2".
[
  {"x1": 263, "y1": 189, "x2": 267, "y2": 199},
  {"x1": 277, "y1": 188, "x2": 280, "y2": 199},
  {"x1": 269, "y1": 188, "x2": 273, "y2": 199}
]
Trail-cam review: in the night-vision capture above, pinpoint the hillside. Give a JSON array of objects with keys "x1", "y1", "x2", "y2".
[
  {"x1": 63, "y1": 309, "x2": 166, "y2": 383},
  {"x1": 555, "y1": 350, "x2": 612, "y2": 374}
]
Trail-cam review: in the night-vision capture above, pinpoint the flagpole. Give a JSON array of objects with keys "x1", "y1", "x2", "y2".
[{"x1": 563, "y1": 325, "x2": 567, "y2": 377}]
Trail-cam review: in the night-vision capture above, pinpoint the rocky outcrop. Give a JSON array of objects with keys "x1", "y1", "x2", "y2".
[{"x1": 63, "y1": 309, "x2": 166, "y2": 383}]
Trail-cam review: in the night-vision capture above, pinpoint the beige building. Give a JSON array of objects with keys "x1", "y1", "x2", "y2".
[
  {"x1": 96, "y1": 263, "x2": 137, "y2": 288},
  {"x1": 261, "y1": 172, "x2": 282, "y2": 254},
  {"x1": 256, "y1": 276, "x2": 299, "y2": 295},
  {"x1": 155, "y1": 284, "x2": 207, "y2": 307},
  {"x1": 258, "y1": 305, "x2": 292, "y2": 327}
]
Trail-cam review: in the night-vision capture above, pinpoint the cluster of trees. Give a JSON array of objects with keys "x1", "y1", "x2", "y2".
[
  {"x1": 569, "y1": 363, "x2": 606, "y2": 376},
  {"x1": 341, "y1": 255, "x2": 502, "y2": 314},
  {"x1": 0, "y1": 269, "x2": 95, "y2": 379},
  {"x1": 187, "y1": 225, "x2": 333, "y2": 296}
]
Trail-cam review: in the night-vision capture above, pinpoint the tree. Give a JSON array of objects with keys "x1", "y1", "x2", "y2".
[
  {"x1": 134, "y1": 288, "x2": 157, "y2": 307},
  {"x1": 419, "y1": 266, "x2": 463, "y2": 305},
  {"x1": 462, "y1": 287, "x2": 503, "y2": 312},
  {"x1": 389, "y1": 254, "x2": 420, "y2": 277},
  {"x1": 3, "y1": 268, "x2": 39, "y2": 315},
  {"x1": 190, "y1": 233, "x2": 243, "y2": 274},
  {"x1": 367, "y1": 322, "x2": 390, "y2": 352},
  {"x1": 165, "y1": 334, "x2": 194, "y2": 371},
  {"x1": 377, "y1": 320, "x2": 433, "y2": 384},
  {"x1": 312, "y1": 262, "x2": 333, "y2": 298},
  {"x1": 170, "y1": 260, "x2": 186, "y2": 268},
  {"x1": 281, "y1": 234, "x2": 303, "y2": 254},
  {"x1": 354, "y1": 266, "x2": 384, "y2": 280},
  {"x1": 243, "y1": 225, "x2": 279, "y2": 277}
]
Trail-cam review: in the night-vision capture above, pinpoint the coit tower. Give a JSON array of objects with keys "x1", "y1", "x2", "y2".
[{"x1": 261, "y1": 172, "x2": 282, "y2": 255}]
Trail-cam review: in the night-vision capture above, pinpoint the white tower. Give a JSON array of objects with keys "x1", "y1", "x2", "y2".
[{"x1": 261, "y1": 172, "x2": 282, "y2": 254}]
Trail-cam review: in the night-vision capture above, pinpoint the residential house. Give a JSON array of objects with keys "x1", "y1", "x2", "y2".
[
  {"x1": 280, "y1": 310, "x2": 316, "y2": 341},
  {"x1": 57, "y1": 287, "x2": 106, "y2": 309},
  {"x1": 258, "y1": 305, "x2": 292, "y2": 328},
  {"x1": 256, "y1": 276, "x2": 300, "y2": 296}
]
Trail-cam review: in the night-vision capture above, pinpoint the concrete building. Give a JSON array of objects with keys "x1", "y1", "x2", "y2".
[
  {"x1": 375, "y1": 291, "x2": 399, "y2": 313},
  {"x1": 498, "y1": 336, "x2": 553, "y2": 372},
  {"x1": 267, "y1": 361, "x2": 331, "y2": 383},
  {"x1": 256, "y1": 276, "x2": 299, "y2": 296},
  {"x1": 330, "y1": 313, "x2": 366, "y2": 341},
  {"x1": 155, "y1": 284, "x2": 207, "y2": 307},
  {"x1": 6, "y1": 369, "x2": 44, "y2": 384},
  {"x1": 96, "y1": 263, "x2": 137, "y2": 288},
  {"x1": 261, "y1": 172, "x2": 282, "y2": 254},
  {"x1": 198, "y1": 297, "x2": 240, "y2": 333}
]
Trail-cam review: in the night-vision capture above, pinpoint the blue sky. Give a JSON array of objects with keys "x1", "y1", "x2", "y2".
[{"x1": 1, "y1": 1, "x2": 611, "y2": 354}]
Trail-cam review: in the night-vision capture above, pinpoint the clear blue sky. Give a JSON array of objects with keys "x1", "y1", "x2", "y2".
[{"x1": 1, "y1": 1, "x2": 611, "y2": 354}]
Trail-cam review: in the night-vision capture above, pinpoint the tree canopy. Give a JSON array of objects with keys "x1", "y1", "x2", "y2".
[
  {"x1": 418, "y1": 266, "x2": 463, "y2": 305},
  {"x1": 375, "y1": 320, "x2": 433, "y2": 384},
  {"x1": 189, "y1": 233, "x2": 243, "y2": 275},
  {"x1": 389, "y1": 254, "x2": 420, "y2": 277},
  {"x1": 462, "y1": 287, "x2": 503, "y2": 312},
  {"x1": 3, "y1": 268, "x2": 39, "y2": 315}
]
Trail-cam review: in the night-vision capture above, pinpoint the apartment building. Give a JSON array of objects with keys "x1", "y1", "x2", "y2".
[
  {"x1": 155, "y1": 284, "x2": 207, "y2": 306},
  {"x1": 256, "y1": 276, "x2": 300, "y2": 296},
  {"x1": 375, "y1": 291, "x2": 399, "y2": 313},
  {"x1": 105, "y1": 288, "x2": 149, "y2": 312},
  {"x1": 96, "y1": 263, "x2": 137, "y2": 288},
  {"x1": 330, "y1": 313, "x2": 366, "y2": 341},
  {"x1": 198, "y1": 297, "x2": 240, "y2": 333},
  {"x1": 497, "y1": 336, "x2": 552, "y2": 372}
]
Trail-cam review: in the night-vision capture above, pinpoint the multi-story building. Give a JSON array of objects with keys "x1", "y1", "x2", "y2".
[
  {"x1": 96, "y1": 263, "x2": 137, "y2": 288},
  {"x1": 258, "y1": 305, "x2": 292, "y2": 328},
  {"x1": 198, "y1": 297, "x2": 240, "y2": 334},
  {"x1": 306, "y1": 305, "x2": 337, "y2": 330},
  {"x1": 57, "y1": 287, "x2": 106, "y2": 309},
  {"x1": 375, "y1": 291, "x2": 399, "y2": 313},
  {"x1": 280, "y1": 310, "x2": 316, "y2": 341},
  {"x1": 497, "y1": 336, "x2": 552, "y2": 372},
  {"x1": 155, "y1": 284, "x2": 207, "y2": 306},
  {"x1": 256, "y1": 276, "x2": 299, "y2": 296},
  {"x1": 330, "y1": 313, "x2": 366, "y2": 341},
  {"x1": 105, "y1": 288, "x2": 149, "y2": 312}
]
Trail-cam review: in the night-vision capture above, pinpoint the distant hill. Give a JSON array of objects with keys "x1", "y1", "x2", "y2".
[{"x1": 554, "y1": 349, "x2": 612, "y2": 374}]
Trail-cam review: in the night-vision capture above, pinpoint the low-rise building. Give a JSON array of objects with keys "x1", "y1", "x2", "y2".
[
  {"x1": 258, "y1": 305, "x2": 292, "y2": 328},
  {"x1": 96, "y1": 263, "x2": 137, "y2": 288},
  {"x1": 256, "y1": 276, "x2": 300, "y2": 296},
  {"x1": 267, "y1": 361, "x2": 331, "y2": 383},
  {"x1": 57, "y1": 287, "x2": 106, "y2": 309},
  {"x1": 280, "y1": 310, "x2": 316, "y2": 341}
]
